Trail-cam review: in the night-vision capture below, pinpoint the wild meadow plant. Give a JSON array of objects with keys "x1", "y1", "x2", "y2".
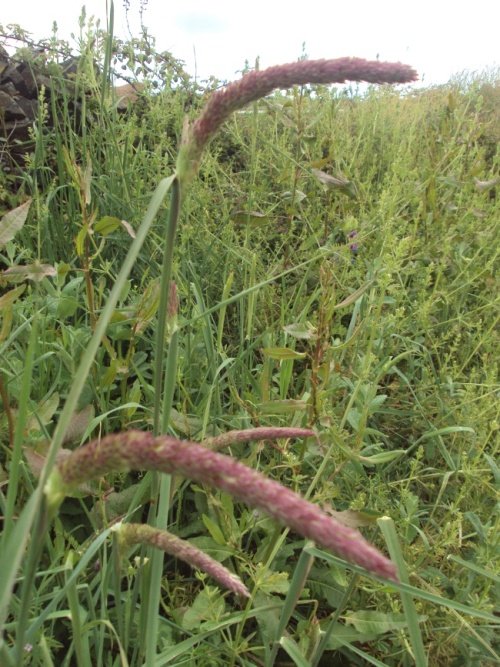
[{"x1": 0, "y1": 52, "x2": 424, "y2": 665}]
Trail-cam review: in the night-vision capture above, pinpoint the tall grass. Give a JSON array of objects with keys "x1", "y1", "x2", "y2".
[{"x1": 0, "y1": 10, "x2": 499, "y2": 666}]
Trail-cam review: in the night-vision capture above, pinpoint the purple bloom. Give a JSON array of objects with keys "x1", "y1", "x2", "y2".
[
  {"x1": 348, "y1": 230, "x2": 357, "y2": 239},
  {"x1": 350, "y1": 243, "x2": 359, "y2": 252}
]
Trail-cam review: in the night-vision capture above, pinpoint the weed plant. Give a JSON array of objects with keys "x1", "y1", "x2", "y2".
[{"x1": 0, "y1": 9, "x2": 499, "y2": 667}]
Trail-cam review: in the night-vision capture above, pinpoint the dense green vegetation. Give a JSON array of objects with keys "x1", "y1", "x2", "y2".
[{"x1": 0, "y1": 14, "x2": 499, "y2": 667}]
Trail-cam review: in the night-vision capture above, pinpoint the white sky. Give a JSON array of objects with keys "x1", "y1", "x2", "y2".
[{"x1": 2, "y1": 1, "x2": 499, "y2": 86}]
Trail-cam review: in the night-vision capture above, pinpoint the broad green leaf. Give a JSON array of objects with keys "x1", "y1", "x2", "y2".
[
  {"x1": 324, "y1": 508, "x2": 380, "y2": 529},
  {"x1": 283, "y1": 322, "x2": 318, "y2": 340},
  {"x1": 258, "y1": 570, "x2": 290, "y2": 595},
  {"x1": 368, "y1": 394, "x2": 388, "y2": 412},
  {"x1": 75, "y1": 226, "x2": 88, "y2": 257},
  {"x1": 282, "y1": 190, "x2": 306, "y2": 203},
  {"x1": 94, "y1": 215, "x2": 122, "y2": 235},
  {"x1": 257, "y1": 399, "x2": 308, "y2": 414},
  {"x1": 189, "y1": 536, "x2": 234, "y2": 563},
  {"x1": 0, "y1": 285, "x2": 26, "y2": 309},
  {"x1": 202, "y1": 514, "x2": 227, "y2": 546},
  {"x1": 83, "y1": 159, "x2": 92, "y2": 204},
  {"x1": 0, "y1": 200, "x2": 31, "y2": 247},
  {"x1": 134, "y1": 280, "x2": 160, "y2": 334},
  {"x1": 56, "y1": 296, "x2": 79, "y2": 318},
  {"x1": 231, "y1": 210, "x2": 271, "y2": 227},
  {"x1": 182, "y1": 588, "x2": 226, "y2": 631},
  {"x1": 358, "y1": 449, "x2": 406, "y2": 466},
  {"x1": 344, "y1": 610, "x2": 427, "y2": 635},
  {"x1": 94, "y1": 216, "x2": 136, "y2": 238},
  {"x1": 63, "y1": 404, "x2": 95, "y2": 444},
  {"x1": 34, "y1": 393, "x2": 60, "y2": 426},
  {"x1": 90, "y1": 483, "x2": 147, "y2": 528},
  {"x1": 2, "y1": 263, "x2": 57, "y2": 283},
  {"x1": 262, "y1": 347, "x2": 307, "y2": 360},
  {"x1": 320, "y1": 622, "x2": 378, "y2": 650}
]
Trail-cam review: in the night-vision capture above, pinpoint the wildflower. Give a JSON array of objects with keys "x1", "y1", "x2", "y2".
[
  {"x1": 349, "y1": 243, "x2": 359, "y2": 253},
  {"x1": 47, "y1": 429, "x2": 398, "y2": 580},
  {"x1": 348, "y1": 230, "x2": 358, "y2": 239},
  {"x1": 177, "y1": 58, "x2": 417, "y2": 186}
]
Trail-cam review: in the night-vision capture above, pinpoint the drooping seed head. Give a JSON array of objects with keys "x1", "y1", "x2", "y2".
[
  {"x1": 177, "y1": 57, "x2": 417, "y2": 186},
  {"x1": 48, "y1": 429, "x2": 398, "y2": 580}
]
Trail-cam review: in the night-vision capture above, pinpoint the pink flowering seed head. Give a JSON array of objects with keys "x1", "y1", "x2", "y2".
[
  {"x1": 116, "y1": 522, "x2": 250, "y2": 597},
  {"x1": 49, "y1": 429, "x2": 398, "y2": 580},
  {"x1": 177, "y1": 58, "x2": 417, "y2": 185},
  {"x1": 203, "y1": 427, "x2": 315, "y2": 451}
]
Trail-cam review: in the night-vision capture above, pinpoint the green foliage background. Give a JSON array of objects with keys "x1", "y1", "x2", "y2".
[{"x1": 0, "y1": 14, "x2": 499, "y2": 667}]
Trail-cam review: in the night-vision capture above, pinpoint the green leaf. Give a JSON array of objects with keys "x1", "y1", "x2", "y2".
[
  {"x1": 279, "y1": 636, "x2": 309, "y2": 666},
  {"x1": 262, "y1": 347, "x2": 307, "y2": 360},
  {"x1": 181, "y1": 588, "x2": 226, "y2": 631},
  {"x1": 189, "y1": 536, "x2": 234, "y2": 562},
  {"x1": 320, "y1": 621, "x2": 378, "y2": 650},
  {"x1": 0, "y1": 285, "x2": 26, "y2": 308},
  {"x1": 1, "y1": 263, "x2": 57, "y2": 283},
  {"x1": 344, "y1": 610, "x2": 427, "y2": 635},
  {"x1": 257, "y1": 399, "x2": 308, "y2": 414},
  {"x1": 202, "y1": 514, "x2": 226, "y2": 546},
  {"x1": 283, "y1": 322, "x2": 318, "y2": 340},
  {"x1": 90, "y1": 484, "x2": 147, "y2": 528},
  {"x1": 258, "y1": 570, "x2": 290, "y2": 595},
  {"x1": 231, "y1": 210, "x2": 270, "y2": 227},
  {"x1": 0, "y1": 200, "x2": 31, "y2": 247},
  {"x1": 358, "y1": 450, "x2": 406, "y2": 466},
  {"x1": 324, "y1": 508, "x2": 380, "y2": 529},
  {"x1": 94, "y1": 216, "x2": 136, "y2": 238},
  {"x1": 334, "y1": 280, "x2": 373, "y2": 309}
]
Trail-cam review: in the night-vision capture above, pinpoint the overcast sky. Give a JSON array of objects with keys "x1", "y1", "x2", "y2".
[{"x1": 2, "y1": 1, "x2": 499, "y2": 86}]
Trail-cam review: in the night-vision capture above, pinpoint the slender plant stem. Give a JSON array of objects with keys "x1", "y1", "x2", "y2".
[
  {"x1": 153, "y1": 176, "x2": 181, "y2": 436},
  {"x1": 146, "y1": 176, "x2": 181, "y2": 666}
]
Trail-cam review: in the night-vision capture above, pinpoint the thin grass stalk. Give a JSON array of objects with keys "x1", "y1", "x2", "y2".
[
  {"x1": 0, "y1": 176, "x2": 175, "y2": 644},
  {"x1": 3, "y1": 312, "x2": 37, "y2": 540},
  {"x1": 111, "y1": 532, "x2": 126, "y2": 649},
  {"x1": 39, "y1": 636, "x2": 55, "y2": 667},
  {"x1": 378, "y1": 517, "x2": 428, "y2": 666},
  {"x1": 310, "y1": 574, "x2": 360, "y2": 666},
  {"x1": 268, "y1": 546, "x2": 315, "y2": 664},
  {"x1": 23, "y1": 529, "x2": 113, "y2": 648},
  {"x1": 99, "y1": 1, "x2": 114, "y2": 116},
  {"x1": 147, "y1": 179, "x2": 181, "y2": 666},
  {"x1": 11, "y1": 502, "x2": 50, "y2": 664},
  {"x1": 152, "y1": 176, "x2": 181, "y2": 435},
  {"x1": 64, "y1": 554, "x2": 92, "y2": 667},
  {"x1": 216, "y1": 271, "x2": 233, "y2": 353}
]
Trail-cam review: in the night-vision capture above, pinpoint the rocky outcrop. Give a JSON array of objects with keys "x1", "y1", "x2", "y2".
[{"x1": 0, "y1": 48, "x2": 102, "y2": 166}]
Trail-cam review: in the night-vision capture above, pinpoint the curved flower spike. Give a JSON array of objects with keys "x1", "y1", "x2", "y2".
[
  {"x1": 46, "y1": 429, "x2": 398, "y2": 580},
  {"x1": 177, "y1": 57, "x2": 417, "y2": 186},
  {"x1": 114, "y1": 522, "x2": 250, "y2": 597}
]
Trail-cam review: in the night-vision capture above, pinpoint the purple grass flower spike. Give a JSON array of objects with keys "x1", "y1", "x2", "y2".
[
  {"x1": 47, "y1": 429, "x2": 398, "y2": 581},
  {"x1": 177, "y1": 58, "x2": 417, "y2": 187},
  {"x1": 348, "y1": 230, "x2": 358, "y2": 239},
  {"x1": 350, "y1": 243, "x2": 359, "y2": 252},
  {"x1": 116, "y1": 523, "x2": 250, "y2": 597}
]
